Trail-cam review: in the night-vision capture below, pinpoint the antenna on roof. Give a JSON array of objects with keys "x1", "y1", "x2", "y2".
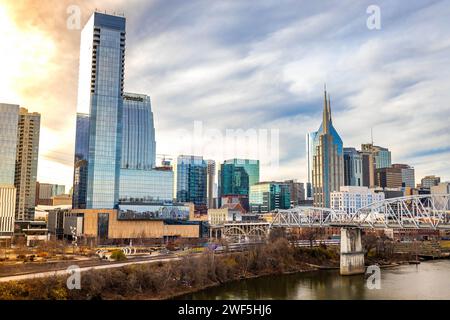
[{"x1": 371, "y1": 127, "x2": 374, "y2": 145}]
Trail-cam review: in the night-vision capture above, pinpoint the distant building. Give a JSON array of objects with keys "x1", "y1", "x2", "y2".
[
  {"x1": 305, "y1": 132, "x2": 316, "y2": 199},
  {"x1": 35, "y1": 182, "x2": 66, "y2": 206},
  {"x1": 249, "y1": 182, "x2": 290, "y2": 213},
  {"x1": 392, "y1": 164, "x2": 415, "y2": 188},
  {"x1": 343, "y1": 147, "x2": 362, "y2": 186},
  {"x1": 283, "y1": 180, "x2": 305, "y2": 206},
  {"x1": 421, "y1": 175, "x2": 441, "y2": 189},
  {"x1": 0, "y1": 103, "x2": 19, "y2": 238},
  {"x1": 72, "y1": 113, "x2": 89, "y2": 209},
  {"x1": 376, "y1": 167, "x2": 403, "y2": 189},
  {"x1": 360, "y1": 143, "x2": 391, "y2": 188},
  {"x1": 220, "y1": 194, "x2": 249, "y2": 213},
  {"x1": 431, "y1": 182, "x2": 450, "y2": 195},
  {"x1": 206, "y1": 160, "x2": 216, "y2": 209},
  {"x1": 311, "y1": 88, "x2": 344, "y2": 207},
  {"x1": 218, "y1": 159, "x2": 259, "y2": 208},
  {"x1": 208, "y1": 206, "x2": 244, "y2": 226},
  {"x1": 176, "y1": 155, "x2": 207, "y2": 205},
  {"x1": 330, "y1": 186, "x2": 384, "y2": 214},
  {"x1": 15, "y1": 108, "x2": 41, "y2": 221}
]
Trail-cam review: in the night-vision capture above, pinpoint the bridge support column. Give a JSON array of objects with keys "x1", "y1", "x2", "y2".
[{"x1": 340, "y1": 227, "x2": 365, "y2": 275}]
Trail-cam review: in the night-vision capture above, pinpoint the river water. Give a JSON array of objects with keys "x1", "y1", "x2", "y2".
[{"x1": 181, "y1": 260, "x2": 450, "y2": 300}]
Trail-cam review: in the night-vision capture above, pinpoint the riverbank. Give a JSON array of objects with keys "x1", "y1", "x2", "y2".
[{"x1": 0, "y1": 239, "x2": 339, "y2": 300}]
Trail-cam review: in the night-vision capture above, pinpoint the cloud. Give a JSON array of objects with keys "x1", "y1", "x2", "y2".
[{"x1": 3, "y1": 0, "x2": 450, "y2": 188}]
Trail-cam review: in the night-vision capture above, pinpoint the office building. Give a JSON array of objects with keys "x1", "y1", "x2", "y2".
[
  {"x1": 176, "y1": 155, "x2": 207, "y2": 205},
  {"x1": 431, "y1": 182, "x2": 450, "y2": 195},
  {"x1": 249, "y1": 182, "x2": 290, "y2": 213},
  {"x1": 376, "y1": 167, "x2": 403, "y2": 188},
  {"x1": 311, "y1": 88, "x2": 344, "y2": 207},
  {"x1": 392, "y1": 164, "x2": 415, "y2": 188},
  {"x1": 421, "y1": 175, "x2": 441, "y2": 189},
  {"x1": 15, "y1": 108, "x2": 41, "y2": 221},
  {"x1": 219, "y1": 162, "x2": 249, "y2": 196},
  {"x1": 343, "y1": 147, "x2": 362, "y2": 186},
  {"x1": 284, "y1": 180, "x2": 305, "y2": 206},
  {"x1": 72, "y1": 113, "x2": 90, "y2": 209},
  {"x1": 77, "y1": 12, "x2": 126, "y2": 209},
  {"x1": 360, "y1": 143, "x2": 391, "y2": 188},
  {"x1": 35, "y1": 182, "x2": 66, "y2": 206},
  {"x1": 206, "y1": 160, "x2": 216, "y2": 208},
  {"x1": 305, "y1": 131, "x2": 316, "y2": 199},
  {"x1": 0, "y1": 104, "x2": 19, "y2": 238},
  {"x1": 331, "y1": 186, "x2": 384, "y2": 214}
]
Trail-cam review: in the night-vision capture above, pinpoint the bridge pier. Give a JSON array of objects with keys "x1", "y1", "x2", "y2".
[{"x1": 340, "y1": 227, "x2": 365, "y2": 275}]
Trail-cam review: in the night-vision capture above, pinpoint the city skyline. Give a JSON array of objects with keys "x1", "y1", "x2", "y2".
[{"x1": 1, "y1": 0, "x2": 449, "y2": 189}]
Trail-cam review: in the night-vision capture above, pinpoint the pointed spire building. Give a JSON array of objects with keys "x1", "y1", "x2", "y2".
[{"x1": 311, "y1": 87, "x2": 344, "y2": 207}]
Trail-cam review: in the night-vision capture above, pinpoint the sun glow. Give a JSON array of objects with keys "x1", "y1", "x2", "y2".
[{"x1": 0, "y1": 4, "x2": 56, "y2": 103}]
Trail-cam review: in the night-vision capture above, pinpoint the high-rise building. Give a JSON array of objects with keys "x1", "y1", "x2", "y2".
[
  {"x1": 121, "y1": 93, "x2": 156, "y2": 170},
  {"x1": 223, "y1": 159, "x2": 260, "y2": 187},
  {"x1": 343, "y1": 147, "x2": 362, "y2": 187},
  {"x1": 77, "y1": 12, "x2": 126, "y2": 209},
  {"x1": 305, "y1": 131, "x2": 316, "y2": 199},
  {"x1": 392, "y1": 164, "x2": 415, "y2": 188},
  {"x1": 284, "y1": 180, "x2": 305, "y2": 206},
  {"x1": 75, "y1": 12, "x2": 174, "y2": 210},
  {"x1": 218, "y1": 162, "x2": 249, "y2": 196},
  {"x1": 73, "y1": 113, "x2": 89, "y2": 209},
  {"x1": 15, "y1": 108, "x2": 40, "y2": 221},
  {"x1": 176, "y1": 155, "x2": 207, "y2": 205},
  {"x1": 360, "y1": 143, "x2": 391, "y2": 188},
  {"x1": 206, "y1": 160, "x2": 216, "y2": 208},
  {"x1": 0, "y1": 103, "x2": 19, "y2": 237},
  {"x1": 311, "y1": 88, "x2": 344, "y2": 207},
  {"x1": 376, "y1": 167, "x2": 403, "y2": 189},
  {"x1": 331, "y1": 186, "x2": 384, "y2": 214},
  {"x1": 249, "y1": 182, "x2": 290, "y2": 213},
  {"x1": 421, "y1": 175, "x2": 441, "y2": 189}
]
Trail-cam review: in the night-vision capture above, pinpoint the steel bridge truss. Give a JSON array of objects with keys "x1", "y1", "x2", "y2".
[{"x1": 271, "y1": 194, "x2": 450, "y2": 230}]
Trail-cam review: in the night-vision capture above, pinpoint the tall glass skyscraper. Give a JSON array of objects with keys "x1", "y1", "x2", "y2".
[
  {"x1": 176, "y1": 155, "x2": 207, "y2": 205},
  {"x1": 249, "y1": 182, "x2": 291, "y2": 213},
  {"x1": 222, "y1": 159, "x2": 259, "y2": 187},
  {"x1": 77, "y1": 12, "x2": 126, "y2": 209},
  {"x1": 311, "y1": 88, "x2": 344, "y2": 208},
  {"x1": 73, "y1": 113, "x2": 89, "y2": 209},
  {"x1": 74, "y1": 12, "x2": 171, "y2": 210}
]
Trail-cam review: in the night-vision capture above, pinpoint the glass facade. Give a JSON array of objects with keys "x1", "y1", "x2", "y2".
[
  {"x1": 219, "y1": 163, "x2": 249, "y2": 196},
  {"x1": 0, "y1": 103, "x2": 19, "y2": 185},
  {"x1": 77, "y1": 13, "x2": 126, "y2": 209},
  {"x1": 344, "y1": 147, "x2": 362, "y2": 186},
  {"x1": 249, "y1": 182, "x2": 290, "y2": 213},
  {"x1": 119, "y1": 168, "x2": 173, "y2": 203},
  {"x1": 73, "y1": 113, "x2": 89, "y2": 209},
  {"x1": 176, "y1": 155, "x2": 207, "y2": 205},
  {"x1": 223, "y1": 159, "x2": 259, "y2": 186},
  {"x1": 122, "y1": 93, "x2": 155, "y2": 170}
]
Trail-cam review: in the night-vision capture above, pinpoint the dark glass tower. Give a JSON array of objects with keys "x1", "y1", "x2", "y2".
[
  {"x1": 73, "y1": 113, "x2": 89, "y2": 209},
  {"x1": 176, "y1": 155, "x2": 207, "y2": 205}
]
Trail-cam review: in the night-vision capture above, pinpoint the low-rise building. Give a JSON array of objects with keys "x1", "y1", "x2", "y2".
[{"x1": 331, "y1": 186, "x2": 384, "y2": 214}]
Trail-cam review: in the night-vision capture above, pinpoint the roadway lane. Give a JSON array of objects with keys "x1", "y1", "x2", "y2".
[{"x1": 0, "y1": 255, "x2": 181, "y2": 283}]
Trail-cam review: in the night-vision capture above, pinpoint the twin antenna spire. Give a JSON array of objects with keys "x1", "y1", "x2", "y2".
[{"x1": 323, "y1": 83, "x2": 332, "y2": 133}]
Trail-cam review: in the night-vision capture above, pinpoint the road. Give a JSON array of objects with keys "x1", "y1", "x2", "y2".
[{"x1": 0, "y1": 255, "x2": 181, "y2": 283}]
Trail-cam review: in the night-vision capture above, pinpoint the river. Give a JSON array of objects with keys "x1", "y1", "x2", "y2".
[{"x1": 181, "y1": 260, "x2": 450, "y2": 300}]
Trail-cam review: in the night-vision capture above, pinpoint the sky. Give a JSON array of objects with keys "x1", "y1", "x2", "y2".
[{"x1": 1, "y1": 0, "x2": 449, "y2": 190}]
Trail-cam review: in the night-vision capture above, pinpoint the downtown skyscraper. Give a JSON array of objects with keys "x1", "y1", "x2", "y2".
[
  {"x1": 74, "y1": 12, "x2": 172, "y2": 210},
  {"x1": 311, "y1": 88, "x2": 344, "y2": 208}
]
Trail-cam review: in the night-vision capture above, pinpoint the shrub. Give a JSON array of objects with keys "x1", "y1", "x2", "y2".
[{"x1": 110, "y1": 250, "x2": 126, "y2": 261}]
